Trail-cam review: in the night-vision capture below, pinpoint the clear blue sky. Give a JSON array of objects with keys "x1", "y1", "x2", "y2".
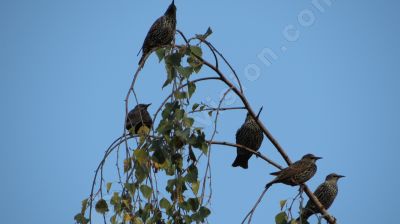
[{"x1": 1, "y1": 0, "x2": 399, "y2": 223}]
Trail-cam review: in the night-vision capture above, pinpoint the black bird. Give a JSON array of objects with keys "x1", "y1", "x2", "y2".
[
  {"x1": 296, "y1": 173, "x2": 345, "y2": 223},
  {"x1": 138, "y1": 0, "x2": 177, "y2": 65},
  {"x1": 232, "y1": 109, "x2": 264, "y2": 169},
  {"x1": 126, "y1": 104, "x2": 152, "y2": 134},
  {"x1": 265, "y1": 154, "x2": 322, "y2": 189}
]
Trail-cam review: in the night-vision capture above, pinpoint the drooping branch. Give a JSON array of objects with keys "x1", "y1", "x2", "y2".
[{"x1": 176, "y1": 30, "x2": 336, "y2": 224}]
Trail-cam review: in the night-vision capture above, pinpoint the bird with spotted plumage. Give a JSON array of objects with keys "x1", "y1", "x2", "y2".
[
  {"x1": 232, "y1": 108, "x2": 264, "y2": 169},
  {"x1": 296, "y1": 173, "x2": 345, "y2": 223},
  {"x1": 265, "y1": 154, "x2": 322, "y2": 189},
  {"x1": 138, "y1": 0, "x2": 177, "y2": 66},
  {"x1": 125, "y1": 103, "x2": 153, "y2": 135}
]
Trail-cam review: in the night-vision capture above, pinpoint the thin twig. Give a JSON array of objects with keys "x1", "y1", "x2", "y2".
[
  {"x1": 189, "y1": 106, "x2": 246, "y2": 114},
  {"x1": 241, "y1": 187, "x2": 269, "y2": 224}
]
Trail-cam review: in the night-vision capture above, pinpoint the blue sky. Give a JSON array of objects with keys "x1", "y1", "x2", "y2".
[{"x1": 1, "y1": 0, "x2": 399, "y2": 223}]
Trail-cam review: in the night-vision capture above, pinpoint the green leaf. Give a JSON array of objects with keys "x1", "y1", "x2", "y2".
[
  {"x1": 135, "y1": 164, "x2": 148, "y2": 183},
  {"x1": 165, "y1": 52, "x2": 182, "y2": 66},
  {"x1": 123, "y1": 158, "x2": 132, "y2": 173},
  {"x1": 183, "y1": 117, "x2": 194, "y2": 128},
  {"x1": 188, "y1": 146, "x2": 197, "y2": 162},
  {"x1": 179, "y1": 201, "x2": 191, "y2": 211},
  {"x1": 199, "y1": 206, "x2": 211, "y2": 218},
  {"x1": 152, "y1": 147, "x2": 166, "y2": 164},
  {"x1": 192, "y1": 206, "x2": 211, "y2": 221},
  {"x1": 192, "y1": 103, "x2": 200, "y2": 111},
  {"x1": 156, "y1": 48, "x2": 166, "y2": 62},
  {"x1": 188, "y1": 82, "x2": 196, "y2": 98},
  {"x1": 177, "y1": 66, "x2": 193, "y2": 78},
  {"x1": 208, "y1": 111, "x2": 213, "y2": 117},
  {"x1": 187, "y1": 54, "x2": 203, "y2": 73},
  {"x1": 110, "y1": 192, "x2": 120, "y2": 206},
  {"x1": 159, "y1": 198, "x2": 171, "y2": 210},
  {"x1": 191, "y1": 181, "x2": 200, "y2": 195},
  {"x1": 176, "y1": 128, "x2": 191, "y2": 142},
  {"x1": 134, "y1": 148, "x2": 148, "y2": 165},
  {"x1": 171, "y1": 153, "x2": 183, "y2": 169},
  {"x1": 201, "y1": 142, "x2": 208, "y2": 154},
  {"x1": 125, "y1": 183, "x2": 136, "y2": 196},
  {"x1": 290, "y1": 220, "x2": 302, "y2": 224},
  {"x1": 74, "y1": 213, "x2": 89, "y2": 224},
  {"x1": 174, "y1": 91, "x2": 187, "y2": 99},
  {"x1": 163, "y1": 65, "x2": 177, "y2": 88},
  {"x1": 280, "y1": 199, "x2": 287, "y2": 211},
  {"x1": 185, "y1": 164, "x2": 198, "y2": 183},
  {"x1": 95, "y1": 199, "x2": 109, "y2": 214},
  {"x1": 81, "y1": 198, "x2": 88, "y2": 215},
  {"x1": 140, "y1": 185, "x2": 153, "y2": 199},
  {"x1": 275, "y1": 211, "x2": 288, "y2": 224},
  {"x1": 190, "y1": 46, "x2": 203, "y2": 57},
  {"x1": 188, "y1": 198, "x2": 199, "y2": 212},
  {"x1": 175, "y1": 109, "x2": 185, "y2": 120},
  {"x1": 134, "y1": 217, "x2": 144, "y2": 224},
  {"x1": 110, "y1": 215, "x2": 117, "y2": 224},
  {"x1": 106, "y1": 183, "x2": 112, "y2": 193}
]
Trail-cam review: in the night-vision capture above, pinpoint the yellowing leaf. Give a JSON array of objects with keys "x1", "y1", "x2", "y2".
[
  {"x1": 106, "y1": 183, "x2": 112, "y2": 193},
  {"x1": 191, "y1": 180, "x2": 200, "y2": 195},
  {"x1": 95, "y1": 199, "x2": 109, "y2": 214}
]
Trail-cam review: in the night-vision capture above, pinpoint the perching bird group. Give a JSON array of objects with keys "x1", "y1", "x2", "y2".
[
  {"x1": 231, "y1": 110, "x2": 343, "y2": 221},
  {"x1": 132, "y1": 1, "x2": 344, "y2": 222}
]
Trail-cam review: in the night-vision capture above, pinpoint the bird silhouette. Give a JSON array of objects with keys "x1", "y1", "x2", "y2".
[
  {"x1": 296, "y1": 173, "x2": 344, "y2": 223},
  {"x1": 265, "y1": 154, "x2": 322, "y2": 189},
  {"x1": 126, "y1": 104, "x2": 152, "y2": 134},
  {"x1": 138, "y1": 0, "x2": 177, "y2": 65},
  {"x1": 232, "y1": 109, "x2": 264, "y2": 169}
]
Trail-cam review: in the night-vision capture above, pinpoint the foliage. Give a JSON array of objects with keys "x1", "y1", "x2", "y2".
[{"x1": 75, "y1": 29, "x2": 214, "y2": 224}]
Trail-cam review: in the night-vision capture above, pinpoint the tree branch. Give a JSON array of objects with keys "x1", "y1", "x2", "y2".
[{"x1": 208, "y1": 141, "x2": 283, "y2": 170}]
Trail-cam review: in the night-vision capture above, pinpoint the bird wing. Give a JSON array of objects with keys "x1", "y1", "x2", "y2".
[
  {"x1": 275, "y1": 160, "x2": 308, "y2": 180},
  {"x1": 270, "y1": 170, "x2": 281, "y2": 176},
  {"x1": 141, "y1": 16, "x2": 165, "y2": 51}
]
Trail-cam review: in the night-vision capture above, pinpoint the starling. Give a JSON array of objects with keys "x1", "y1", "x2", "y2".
[
  {"x1": 265, "y1": 154, "x2": 322, "y2": 189},
  {"x1": 126, "y1": 103, "x2": 153, "y2": 134},
  {"x1": 232, "y1": 110, "x2": 264, "y2": 169},
  {"x1": 138, "y1": 0, "x2": 177, "y2": 65},
  {"x1": 296, "y1": 173, "x2": 345, "y2": 223}
]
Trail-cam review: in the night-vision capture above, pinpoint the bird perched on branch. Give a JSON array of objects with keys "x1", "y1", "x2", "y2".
[
  {"x1": 265, "y1": 154, "x2": 322, "y2": 189},
  {"x1": 126, "y1": 104, "x2": 153, "y2": 135},
  {"x1": 138, "y1": 0, "x2": 177, "y2": 65},
  {"x1": 296, "y1": 173, "x2": 344, "y2": 223},
  {"x1": 232, "y1": 108, "x2": 264, "y2": 169}
]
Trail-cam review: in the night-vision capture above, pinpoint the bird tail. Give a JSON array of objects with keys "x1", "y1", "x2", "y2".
[
  {"x1": 295, "y1": 211, "x2": 311, "y2": 224},
  {"x1": 232, "y1": 156, "x2": 249, "y2": 169},
  {"x1": 137, "y1": 47, "x2": 142, "y2": 56},
  {"x1": 138, "y1": 54, "x2": 145, "y2": 66}
]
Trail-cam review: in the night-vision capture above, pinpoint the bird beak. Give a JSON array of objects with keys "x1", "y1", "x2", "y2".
[
  {"x1": 314, "y1": 156, "x2": 323, "y2": 160},
  {"x1": 146, "y1": 103, "x2": 152, "y2": 108},
  {"x1": 337, "y1": 175, "x2": 345, "y2": 178}
]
